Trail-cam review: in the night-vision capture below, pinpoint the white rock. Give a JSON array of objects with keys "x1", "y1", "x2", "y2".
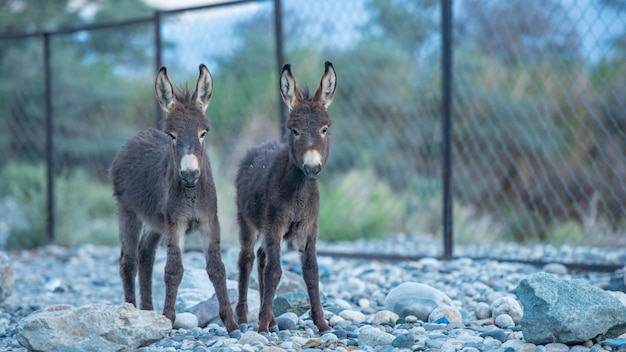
[
  {"x1": 490, "y1": 296, "x2": 523, "y2": 324},
  {"x1": 404, "y1": 315, "x2": 418, "y2": 323},
  {"x1": 338, "y1": 309, "x2": 366, "y2": 323},
  {"x1": 542, "y1": 263, "x2": 568, "y2": 275},
  {"x1": 385, "y1": 282, "x2": 455, "y2": 321},
  {"x1": 428, "y1": 305, "x2": 462, "y2": 323},
  {"x1": 173, "y1": 312, "x2": 198, "y2": 329},
  {"x1": 329, "y1": 315, "x2": 345, "y2": 326},
  {"x1": 238, "y1": 331, "x2": 269, "y2": 345},
  {"x1": 494, "y1": 313, "x2": 515, "y2": 328},
  {"x1": 370, "y1": 310, "x2": 399, "y2": 326},
  {"x1": 17, "y1": 303, "x2": 171, "y2": 352},
  {"x1": 474, "y1": 302, "x2": 491, "y2": 320},
  {"x1": 358, "y1": 298, "x2": 370, "y2": 309},
  {"x1": 357, "y1": 325, "x2": 395, "y2": 347}
]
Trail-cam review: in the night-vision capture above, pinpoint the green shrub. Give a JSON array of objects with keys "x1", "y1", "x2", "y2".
[
  {"x1": 0, "y1": 163, "x2": 47, "y2": 248},
  {"x1": 318, "y1": 169, "x2": 403, "y2": 242},
  {"x1": 0, "y1": 163, "x2": 118, "y2": 248},
  {"x1": 54, "y1": 169, "x2": 118, "y2": 246}
]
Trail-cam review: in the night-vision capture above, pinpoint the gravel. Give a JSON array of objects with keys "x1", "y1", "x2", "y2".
[{"x1": 0, "y1": 233, "x2": 624, "y2": 352}]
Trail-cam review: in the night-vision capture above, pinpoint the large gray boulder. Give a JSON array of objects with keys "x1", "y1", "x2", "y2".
[
  {"x1": 17, "y1": 303, "x2": 171, "y2": 352},
  {"x1": 517, "y1": 272, "x2": 626, "y2": 345}
]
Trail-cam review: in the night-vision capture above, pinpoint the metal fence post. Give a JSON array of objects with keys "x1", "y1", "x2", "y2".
[
  {"x1": 44, "y1": 32, "x2": 55, "y2": 245},
  {"x1": 154, "y1": 11, "x2": 163, "y2": 128},
  {"x1": 273, "y1": 0, "x2": 286, "y2": 141},
  {"x1": 441, "y1": 0, "x2": 453, "y2": 260}
]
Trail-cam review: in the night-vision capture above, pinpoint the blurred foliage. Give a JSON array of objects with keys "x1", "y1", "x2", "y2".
[
  {"x1": 363, "y1": 0, "x2": 438, "y2": 56},
  {"x1": 0, "y1": 163, "x2": 117, "y2": 248},
  {"x1": 458, "y1": 0, "x2": 580, "y2": 64},
  {"x1": 0, "y1": 163, "x2": 47, "y2": 248},
  {"x1": 1, "y1": 0, "x2": 626, "y2": 247},
  {"x1": 318, "y1": 169, "x2": 403, "y2": 242},
  {"x1": 0, "y1": 0, "x2": 153, "y2": 34}
]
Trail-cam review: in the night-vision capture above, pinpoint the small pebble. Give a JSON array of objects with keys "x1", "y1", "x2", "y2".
[
  {"x1": 338, "y1": 309, "x2": 366, "y2": 323},
  {"x1": 404, "y1": 315, "x2": 418, "y2": 323},
  {"x1": 494, "y1": 313, "x2": 515, "y2": 328},
  {"x1": 358, "y1": 298, "x2": 370, "y2": 309},
  {"x1": 481, "y1": 330, "x2": 507, "y2": 343},
  {"x1": 173, "y1": 312, "x2": 199, "y2": 330},
  {"x1": 474, "y1": 302, "x2": 491, "y2": 320},
  {"x1": 542, "y1": 263, "x2": 568, "y2": 275},
  {"x1": 392, "y1": 333, "x2": 415, "y2": 348}
]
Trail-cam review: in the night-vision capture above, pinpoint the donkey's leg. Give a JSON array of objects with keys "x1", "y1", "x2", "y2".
[
  {"x1": 236, "y1": 214, "x2": 257, "y2": 326},
  {"x1": 300, "y1": 226, "x2": 331, "y2": 333},
  {"x1": 203, "y1": 216, "x2": 238, "y2": 333},
  {"x1": 117, "y1": 206, "x2": 142, "y2": 307},
  {"x1": 258, "y1": 237, "x2": 282, "y2": 333},
  {"x1": 162, "y1": 225, "x2": 184, "y2": 323},
  {"x1": 138, "y1": 229, "x2": 162, "y2": 310},
  {"x1": 256, "y1": 246, "x2": 266, "y2": 320}
]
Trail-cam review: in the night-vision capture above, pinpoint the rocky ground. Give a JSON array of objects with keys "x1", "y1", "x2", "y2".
[{"x1": 1, "y1": 234, "x2": 625, "y2": 351}]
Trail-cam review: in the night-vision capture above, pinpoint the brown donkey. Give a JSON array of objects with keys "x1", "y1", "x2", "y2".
[
  {"x1": 235, "y1": 61, "x2": 337, "y2": 333},
  {"x1": 109, "y1": 65, "x2": 239, "y2": 335}
]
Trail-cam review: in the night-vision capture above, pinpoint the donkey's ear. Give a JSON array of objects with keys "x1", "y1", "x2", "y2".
[
  {"x1": 280, "y1": 64, "x2": 303, "y2": 111},
  {"x1": 192, "y1": 64, "x2": 213, "y2": 113},
  {"x1": 313, "y1": 61, "x2": 337, "y2": 109},
  {"x1": 155, "y1": 66, "x2": 177, "y2": 113}
]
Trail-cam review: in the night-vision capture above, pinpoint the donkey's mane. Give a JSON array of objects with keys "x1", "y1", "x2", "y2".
[
  {"x1": 174, "y1": 86, "x2": 193, "y2": 103},
  {"x1": 298, "y1": 85, "x2": 312, "y2": 100}
]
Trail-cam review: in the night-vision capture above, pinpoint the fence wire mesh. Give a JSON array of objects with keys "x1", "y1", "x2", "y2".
[
  {"x1": 453, "y1": 0, "x2": 626, "y2": 247},
  {"x1": 0, "y1": 0, "x2": 624, "y2": 261}
]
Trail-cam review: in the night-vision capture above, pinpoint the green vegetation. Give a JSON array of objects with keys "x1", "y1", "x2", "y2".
[
  {"x1": 318, "y1": 169, "x2": 403, "y2": 242},
  {"x1": 0, "y1": 163, "x2": 117, "y2": 249},
  {"x1": 1, "y1": 0, "x2": 626, "y2": 248}
]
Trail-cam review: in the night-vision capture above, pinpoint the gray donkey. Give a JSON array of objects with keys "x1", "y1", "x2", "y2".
[
  {"x1": 109, "y1": 64, "x2": 239, "y2": 335},
  {"x1": 235, "y1": 61, "x2": 337, "y2": 333}
]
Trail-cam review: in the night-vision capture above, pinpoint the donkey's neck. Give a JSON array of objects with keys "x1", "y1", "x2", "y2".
[
  {"x1": 166, "y1": 166, "x2": 200, "y2": 202},
  {"x1": 181, "y1": 185, "x2": 199, "y2": 200},
  {"x1": 283, "y1": 149, "x2": 316, "y2": 192}
]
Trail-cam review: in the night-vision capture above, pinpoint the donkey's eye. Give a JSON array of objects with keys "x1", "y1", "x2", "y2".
[
  {"x1": 167, "y1": 133, "x2": 177, "y2": 142},
  {"x1": 199, "y1": 130, "x2": 208, "y2": 139},
  {"x1": 291, "y1": 129, "x2": 300, "y2": 137},
  {"x1": 321, "y1": 126, "x2": 329, "y2": 135}
]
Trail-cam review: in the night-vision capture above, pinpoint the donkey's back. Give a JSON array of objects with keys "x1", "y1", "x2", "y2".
[
  {"x1": 235, "y1": 140, "x2": 286, "y2": 219},
  {"x1": 110, "y1": 127, "x2": 170, "y2": 223}
]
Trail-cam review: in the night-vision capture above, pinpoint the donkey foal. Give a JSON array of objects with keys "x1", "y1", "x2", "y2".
[
  {"x1": 109, "y1": 65, "x2": 238, "y2": 334},
  {"x1": 235, "y1": 61, "x2": 337, "y2": 333}
]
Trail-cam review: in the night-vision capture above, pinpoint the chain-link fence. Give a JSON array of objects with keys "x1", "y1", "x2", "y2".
[
  {"x1": 453, "y1": 0, "x2": 626, "y2": 248},
  {"x1": 0, "y1": 0, "x2": 625, "y2": 260}
]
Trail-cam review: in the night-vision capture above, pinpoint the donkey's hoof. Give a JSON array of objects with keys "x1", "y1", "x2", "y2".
[
  {"x1": 259, "y1": 331, "x2": 271, "y2": 339},
  {"x1": 238, "y1": 323, "x2": 248, "y2": 333},
  {"x1": 269, "y1": 325, "x2": 279, "y2": 333},
  {"x1": 229, "y1": 329, "x2": 242, "y2": 339}
]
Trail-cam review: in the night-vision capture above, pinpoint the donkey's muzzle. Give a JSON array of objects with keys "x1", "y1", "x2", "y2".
[
  {"x1": 302, "y1": 149, "x2": 323, "y2": 180},
  {"x1": 180, "y1": 169, "x2": 200, "y2": 187},
  {"x1": 303, "y1": 164, "x2": 322, "y2": 180}
]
